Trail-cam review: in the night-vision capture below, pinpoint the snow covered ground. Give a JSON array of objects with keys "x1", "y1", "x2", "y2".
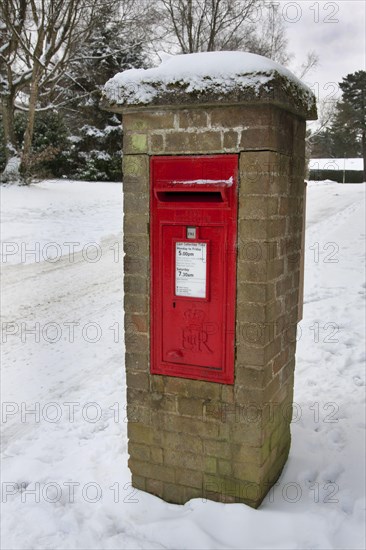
[
  {"x1": 1, "y1": 178, "x2": 365, "y2": 549},
  {"x1": 1, "y1": 179, "x2": 122, "y2": 264}
]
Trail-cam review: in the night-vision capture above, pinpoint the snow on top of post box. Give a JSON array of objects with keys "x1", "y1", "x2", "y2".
[{"x1": 103, "y1": 51, "x2": 317, "y2": 119}]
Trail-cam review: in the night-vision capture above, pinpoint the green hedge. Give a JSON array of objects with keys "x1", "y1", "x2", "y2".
[{"x1": 309, "y1": 169, "x2": 364, "y2": 183}]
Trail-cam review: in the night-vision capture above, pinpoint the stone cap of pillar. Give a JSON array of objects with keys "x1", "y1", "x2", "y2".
[{"x1": 102, "y1": 51, "x2": 317, "y2": 120}]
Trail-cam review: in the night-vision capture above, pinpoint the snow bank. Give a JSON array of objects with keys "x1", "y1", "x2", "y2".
[
  {"x1": 103, "y1": 51, "x2": 316, "y2": 115},
  {"x1": 1, "y1": 156, "x2": 21, "y2": 184}
]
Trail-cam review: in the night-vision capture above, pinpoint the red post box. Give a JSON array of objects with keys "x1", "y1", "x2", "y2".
[{"x1": 150, "y1": 155, "x2": 238, "y2": 384}]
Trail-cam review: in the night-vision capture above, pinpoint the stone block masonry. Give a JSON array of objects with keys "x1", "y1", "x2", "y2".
[
  {"x1": 122, "y1": 105, "x2": 305, "y2": 158},
  {"x1": 119, "y1": 103, "x2": 308, "y2": 507},
  {"x1": 103, "y1": 52, "x2": 316, "y2": 507}
]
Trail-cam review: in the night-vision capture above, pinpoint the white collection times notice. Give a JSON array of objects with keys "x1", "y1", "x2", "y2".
[{"x1": 175, "y1": 242, "x2": 207, "y2": 299}]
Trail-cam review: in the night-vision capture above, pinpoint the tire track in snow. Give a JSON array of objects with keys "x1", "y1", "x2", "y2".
[
  {"x1": 306, "y1": 200, "x2": 362, "y2": 240},
  {"x1": 1, "y1": 235, "x2": 124, "y2": 447}
]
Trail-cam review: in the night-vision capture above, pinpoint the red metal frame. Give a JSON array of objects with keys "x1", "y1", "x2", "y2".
[{"x1": 150, "y1": 155, "x2": 238, "y2": 384}]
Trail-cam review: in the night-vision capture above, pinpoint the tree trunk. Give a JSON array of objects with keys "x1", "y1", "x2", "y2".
[
  {"x1": 1, "y1": 91, "x2": 17, "y2": 161},
  {"x1": 20, "y1": 76, "x2": 40, "y2": 182},
  {"x1": 0, "y1": 90, "x2": 21, "y2": 184},
  {"x1": 362, "y1": 130, "x2": 366, "y2": 183}
]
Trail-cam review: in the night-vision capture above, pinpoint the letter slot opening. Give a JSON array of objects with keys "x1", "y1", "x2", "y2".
[{"x1": 156, "y1": 191, "x2": 225, "y2": 203}]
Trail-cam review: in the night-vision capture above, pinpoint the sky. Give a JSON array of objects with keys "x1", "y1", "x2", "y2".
[
  {"x1": 279, "y1": 0, "x2": 366, "y2": 102},
  {"x1": 152, "y1": 1, "x2": 365, "y2": 115}
]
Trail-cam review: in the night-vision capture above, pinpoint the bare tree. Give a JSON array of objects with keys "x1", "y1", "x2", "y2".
[
  {"x1": 0, "y1": 0, "x2": 153, "y2": 182},
  {"x1": 0, "y1": 0, "x2": 27, "y2": 163},
  {"x1": 247, "y1": 2, "x2": 291, "y2": 65},
  {"x1": 157, "y1": 0, "x2": 290, "y2": 63},
  {"x1": 158, "y1": 0, "x2": 260, "y2": 53},
  {"x1": 296, "y1": 51, "x2": 319, "y2": 80},
  {"x1": 1, "y1": 0, "x2": 104, "y2": 180},
  {"x1": 307, "y1": 99, "x2": 337, "y2": 146}
]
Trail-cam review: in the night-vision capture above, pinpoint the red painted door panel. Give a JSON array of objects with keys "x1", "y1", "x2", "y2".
[
  {"x1": 150, "y1": 155, "x2": 238, "y2": 384},
  {"x1": 162, "y1": 224, "x2": 224, "y2": 369}
]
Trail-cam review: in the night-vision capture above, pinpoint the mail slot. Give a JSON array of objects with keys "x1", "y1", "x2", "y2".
[{"x1": 150, "y1": 155, "x2": 238, "y2": 384}]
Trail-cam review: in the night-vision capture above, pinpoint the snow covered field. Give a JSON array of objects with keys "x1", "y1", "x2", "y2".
[{"x1": 1, "y1": 178, "x2": 365, "y2": 549}]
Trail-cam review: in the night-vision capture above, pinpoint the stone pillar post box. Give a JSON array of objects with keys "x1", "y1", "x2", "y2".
[{"x1": 103, "y1": 51, "x2": 317, "y2": 507}]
